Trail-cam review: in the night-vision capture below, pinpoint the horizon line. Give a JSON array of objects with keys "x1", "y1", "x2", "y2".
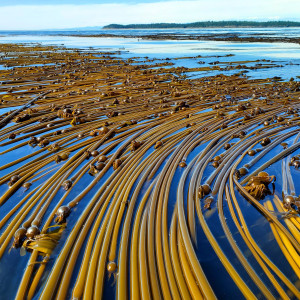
[{"x1": 1, "y1": 19, "x2": 300, "y2": 31}]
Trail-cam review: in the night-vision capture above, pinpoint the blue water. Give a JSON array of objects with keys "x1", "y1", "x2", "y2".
[
  {"x1": 0, "y1": 27, "x2": 299, "y2": 300},
  {"x1": 1, "y1": 27, "x2": 300, "y2": 38},
  {"x1": 0, "y1": 28, "x2": 299, "y2": 81}
]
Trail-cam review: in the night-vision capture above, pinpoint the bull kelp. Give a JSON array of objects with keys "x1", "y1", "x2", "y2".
[{"x1": 0, "y1": 43, "x2": 299, "y2": 299}]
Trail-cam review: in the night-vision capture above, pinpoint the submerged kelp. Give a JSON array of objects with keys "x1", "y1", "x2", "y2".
[{"x1": 0, "y1": 43, "x2": 299, "y2": 299}]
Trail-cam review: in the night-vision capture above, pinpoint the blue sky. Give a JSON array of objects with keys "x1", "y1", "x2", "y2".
[{"x1": 0, "y1": 0, "x2": 299, "y2": 30}]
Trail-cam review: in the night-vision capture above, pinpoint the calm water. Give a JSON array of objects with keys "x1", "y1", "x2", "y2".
[
  {"x1": 1, "y1": 27, "x2": 300, "y2": 37},
  {"x1": 0, "y1": 28, "x2": 299, "y2": 81},
  {"x1": 0, "y1": 28, "x2": 299, "y2": 299}
]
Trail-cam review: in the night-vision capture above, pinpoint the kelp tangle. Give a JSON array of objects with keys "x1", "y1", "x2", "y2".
[{"x1": 0, "y1": 43, "x2": 299, "y2": 299}]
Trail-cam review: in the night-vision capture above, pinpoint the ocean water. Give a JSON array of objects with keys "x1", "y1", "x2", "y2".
[
  {"x1": 0, "y1": 28, "x2": 300, "y2": 299},
  {"x1": 1, "y1": 27, "x2": 300, "y2": 37},
  {"x1": 0, "y1": 28, "x2": 299, "y2": 80}
]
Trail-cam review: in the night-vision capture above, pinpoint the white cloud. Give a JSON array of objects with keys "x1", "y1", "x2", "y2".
[{"x1": 0, "y1": 0, "x2": 299, "y2": 30}]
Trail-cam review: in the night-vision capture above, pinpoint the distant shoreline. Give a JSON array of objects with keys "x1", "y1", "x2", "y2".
[
  {"x1": 103, "y1": 21, "x2": 300, "y2": 29},
  {"x1": 0, "y1": 25, "x2": 299, "y2": 45}
]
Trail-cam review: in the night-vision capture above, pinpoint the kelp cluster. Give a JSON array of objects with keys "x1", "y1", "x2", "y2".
[{"x1": 0, "y1": 43, "x2": 300, "y2": 299}]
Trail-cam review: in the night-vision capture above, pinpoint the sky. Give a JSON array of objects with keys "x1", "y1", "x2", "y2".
[{"x1": 0, "y1": 0, "x2": 299, "y2": 30}]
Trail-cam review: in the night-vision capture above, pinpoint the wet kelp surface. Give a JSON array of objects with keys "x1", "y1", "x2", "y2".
[{"x1": 0, "y1": 43, "x2": 300, "y2": 299}]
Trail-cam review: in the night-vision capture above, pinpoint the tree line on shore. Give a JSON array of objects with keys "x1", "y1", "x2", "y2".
[{"x1": 103, "y1": 20, "x2": 300, "y2": 29}]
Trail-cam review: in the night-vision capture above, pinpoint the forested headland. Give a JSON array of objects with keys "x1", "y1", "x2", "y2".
[{"x1": 103, "y1": 21, "x2": 300, "y2": 29}]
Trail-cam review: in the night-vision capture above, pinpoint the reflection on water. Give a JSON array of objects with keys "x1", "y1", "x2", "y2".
[
  {"x1": 0, "y1": 28, "x2": 299, "y2": 81},
  {"x1": 0, "y1": 29, "x2": 299, "y2": 299}
]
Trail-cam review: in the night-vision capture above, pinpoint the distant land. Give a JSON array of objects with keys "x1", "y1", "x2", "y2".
[{"x1": 103, "y1": 21, "x2": 300, "y2": 29}]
